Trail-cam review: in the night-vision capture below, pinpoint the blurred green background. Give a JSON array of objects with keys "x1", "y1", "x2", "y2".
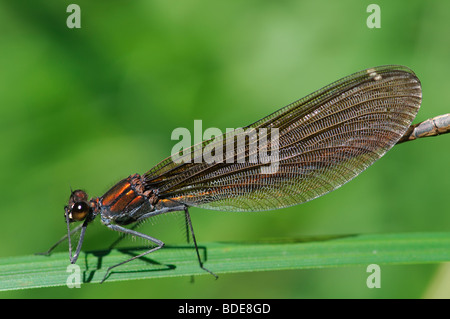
[{"x1": 1, "y1": 0, "x2": 449, "y2": 298}]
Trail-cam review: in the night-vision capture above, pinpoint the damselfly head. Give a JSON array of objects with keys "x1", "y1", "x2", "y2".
[{"x1": 65, "y1": 189, "x2": 91, "y2": 222}]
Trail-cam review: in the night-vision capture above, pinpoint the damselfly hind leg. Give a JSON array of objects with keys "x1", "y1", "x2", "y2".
[{"x1": 184, "y1": 207, "x2": 218, "y2": 279}]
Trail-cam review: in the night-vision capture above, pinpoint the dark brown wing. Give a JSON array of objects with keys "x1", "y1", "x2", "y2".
[{"x1": 144, "y1": 65, "x2": 422, "y2": 212}]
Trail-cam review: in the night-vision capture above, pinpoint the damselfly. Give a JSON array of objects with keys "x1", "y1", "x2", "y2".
[{"x1": 40, "y1": 65, "x2": 450, "y2": 283}]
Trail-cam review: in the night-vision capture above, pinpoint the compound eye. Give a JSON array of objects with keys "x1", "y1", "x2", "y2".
[{"x1": 70, "y1": 201, "x2": 90, "y2": 221}]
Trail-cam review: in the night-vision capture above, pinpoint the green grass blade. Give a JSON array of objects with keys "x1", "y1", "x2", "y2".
[{"x1": 2, "y1": 232, "x2": 450, "y2": 291}]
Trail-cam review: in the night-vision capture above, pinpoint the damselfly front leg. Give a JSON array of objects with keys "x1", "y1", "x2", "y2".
[{"x1": 35, "y1": 224, "x2": 83, "y2": 256}]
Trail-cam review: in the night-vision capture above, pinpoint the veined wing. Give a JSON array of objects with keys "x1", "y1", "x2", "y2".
[{"x1": 144, "y1": 65, "x2": 422, "y2": 212}]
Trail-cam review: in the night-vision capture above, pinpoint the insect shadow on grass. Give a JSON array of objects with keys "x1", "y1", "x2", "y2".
[
  {"x1": 81, "y1": 244, "x2": 209, "y2": 283},
  {"x1": 217, "y1": 234, "x2": 356, "y2": 246}
]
